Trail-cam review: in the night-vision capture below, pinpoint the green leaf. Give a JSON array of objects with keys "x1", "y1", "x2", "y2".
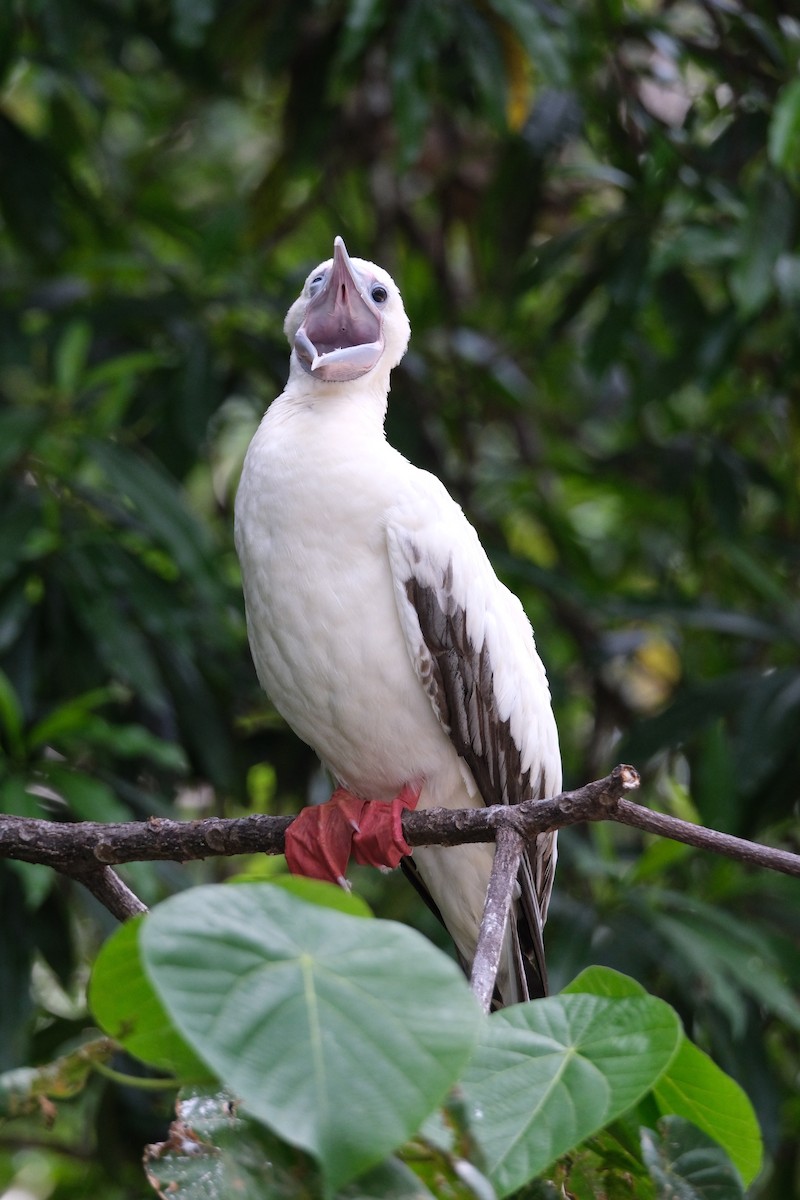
[
  {"x1": 641, "y1": 1116, "x2": 746, "y2": 1199},
  {"x1": 269, "y1": 874, "x2": 375, "y2": 919},
  {"x1": 0, "y1": 776, "x2": 43, "y2": 819},
  {"x1": 54, "y1": 319, "x2": 92, "y2": 394},
  {"x1": 564, "y1": 967, "x2": 762, "y2": 1186},
  {"x1": 340, "y1": 1157, "x2": 441, "y2": 1200},
  {"x1": 561, "y1": 1125, "x2": 657, "y2": 1200},
  {"x1": 461, "y1": 991, "x2": 681, "y2": 1196},
  {"x1": 27, "y1": 685, "x2": 124, "y2": 748},
  {"x1": 652, "y1": 1040, "x2": 762, "y2": 1187},
  {"x1": 139, "y1": 883, "x2": 482, "y2": 1194},
  {"x1": 731, "y1": 667, "x2": 800, "y2": 797},
  {"x1": 0, "y1": 1036, "x2": 114, "y2": 1117},
  {"x1": 334, "y1": 0, "x2": 388, "y2": 73},
  {"x1": 38, "y1": 763, "x2": 130, "y2": 823},
  {"x1": 0, "y1": 667, "x2": 25, "y2": 758},
  {"x1": 83, "y1": 349, "x2": 164, "y2": 391},
  {"x1": 37, "y1": 711, "x2": 188, "y2": 773},
  {"x1": 730, "y1": 173, "x2": 793, "y2": 317},
  {"x1": 89, "y1": 439, "x2": 218, "y2": 599},
  {"x1": 5, "y1": 859, "x2": 53, "y2": 908},
  {"x1": 0, "y1": 407, "x2": 45, "y2": 473},
  {"x1": 88, "y1": 719, "x2": 188, "y2": 771},
  {"x1": 651, "y1": 906, "x2": 800, "y2": 1034},
  {"x1": 485, "y1": 0, "x2": 569, "y2": 88},
  {"x1": 562, "y1": 965, "x2": 646, "y2": 1000},
  {"x1": 61, "y1": 546, "x2": 166, "y2": 701},
  {"x1": 390, "y1": 0, "x2": 447, "y2": 168},
  {"x1": 89, "y1": 917, "x2": 212, "y2": 1083},
  {"x1": 0, "y1": 495, "x2": 43, "y2": 590},
  {"x1": 769, "y1": 78, "x2": 800, "y2": 175},
  {"x1": 416, "y1": 1091, "x2": 498, "y2": 1200}
]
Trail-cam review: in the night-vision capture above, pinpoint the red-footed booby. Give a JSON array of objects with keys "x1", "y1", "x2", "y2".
[{"x1": 235, "y1": 237, "x2": 561, "y2": 1005}]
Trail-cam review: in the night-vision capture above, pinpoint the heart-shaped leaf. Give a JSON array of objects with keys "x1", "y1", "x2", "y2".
[
  {"x1": 89, "y1": 917, "x2": 211, "y2": 1082},
  {"x1": 266, "y1": 874, "x2": 375, "y2": 918},
  {"x1": 461, "y1": 992, "x2": 681, "y2": 1196},
  {"x1": 565, "y1": 967, "x2": 762, "y2": 1185},
  {"x1": 139, "y1": 883, "x2": 481, "y2": 1194},
  {"x1": 651, "y1": 1039, "x2": 761, "y2": 1187}
]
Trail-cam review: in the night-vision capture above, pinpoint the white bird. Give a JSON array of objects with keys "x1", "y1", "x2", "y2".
[{"x1": 234, "y1": 237, "x2": 561, "y2": 1005}]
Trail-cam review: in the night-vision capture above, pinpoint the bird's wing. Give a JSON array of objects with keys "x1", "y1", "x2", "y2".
[{"x1": 386, "y1": 478, "x2": 561, "y2": 999}]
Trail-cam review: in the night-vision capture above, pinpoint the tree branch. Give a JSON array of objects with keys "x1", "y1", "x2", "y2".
[
  {"x1": 0, "y1": 811, "x2": 291, "y2": 870},
  {"x1": 611, "y1": 799, "x2": 800, "y2": 875},
  {"x1": 2, "y1": 764, "x2": 798, "y2": 929},
  {"x1": 469, "y1": 824, "x2": 525, "y2": 1014},
  {"x1": 62, "y1": 865, "x2": 148, "y2": 922},
  {"x1": 405, "y1": 763, "x2": 639, "y2": 848}
]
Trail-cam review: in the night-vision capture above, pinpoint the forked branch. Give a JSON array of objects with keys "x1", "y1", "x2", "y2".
[{"x1": 1, "y1": 764, "x2": 797, "y2": 932}]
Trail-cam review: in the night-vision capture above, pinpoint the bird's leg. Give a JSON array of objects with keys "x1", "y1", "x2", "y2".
[
  {"x1": 351, "y1": 782, "x2": 421, "y2": 869},
  {"x1": 284, "y1": 789, "x2": 366, "y2": 888},
  {"x1": 284, "y1": 783, "x2": 421, "y2": 887}
]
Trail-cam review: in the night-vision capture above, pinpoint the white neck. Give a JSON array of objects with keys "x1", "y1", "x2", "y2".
[{"x1": 276, "y1": 352, "x2": 394, "y2": 435}]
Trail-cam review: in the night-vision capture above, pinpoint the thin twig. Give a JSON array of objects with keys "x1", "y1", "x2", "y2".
[
  {"x1": 469, "y1": 825, "x2": 525, "y2": 1014},
  {"x1": 64, "y1": 865, "x2": 148, "y2": 921},
  {"x1": 613, "y1": 799, "x2": 800, "y2": 877}
]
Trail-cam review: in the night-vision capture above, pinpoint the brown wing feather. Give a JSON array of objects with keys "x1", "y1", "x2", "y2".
[{"x1": 405, "y1": 576, "x2": 551, "y2": 1000}]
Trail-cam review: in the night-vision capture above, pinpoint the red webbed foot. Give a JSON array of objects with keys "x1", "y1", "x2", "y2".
[
  {"x1": 351, "y1": 782, "x2": 420, "y2": 869},
  {"x1": 284, "y1": 789, "x2": 364, "y2": 886},
  {"x1": 284, "y1": 783, "x2": 422, "y2": 886}
]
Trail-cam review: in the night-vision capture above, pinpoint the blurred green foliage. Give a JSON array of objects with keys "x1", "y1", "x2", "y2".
[{"x1": 0, "y1": 0, "x2": 799, "y2": 1196}]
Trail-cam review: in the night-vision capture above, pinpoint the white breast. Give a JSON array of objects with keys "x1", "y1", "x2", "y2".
[{"x1": 234, "y1": 396, "x2": 462, "y2": 801}]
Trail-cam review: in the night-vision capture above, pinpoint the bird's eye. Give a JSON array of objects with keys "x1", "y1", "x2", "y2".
[
  {"x1": 309, "y1": 272, "x2": 326, "y2": 297},
  {"x1": 371, "y1": 284, "x2": 388, "y2": 304}
]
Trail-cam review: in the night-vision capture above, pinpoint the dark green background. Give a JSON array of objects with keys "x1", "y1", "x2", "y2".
[{"x1": 1, "y1": 1, "x2": 798, "y2": 1195}]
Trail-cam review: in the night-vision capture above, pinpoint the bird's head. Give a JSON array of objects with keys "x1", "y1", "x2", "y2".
[{"x1": 284, "y1": 237, "x2": 411, "y2": 384}]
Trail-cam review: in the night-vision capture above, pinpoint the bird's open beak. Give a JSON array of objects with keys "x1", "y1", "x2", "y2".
[{"x1": 295, "y1": 237, "x2": 385, "y2": 382}]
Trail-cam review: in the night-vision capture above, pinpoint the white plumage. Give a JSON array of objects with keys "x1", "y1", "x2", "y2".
[{"x1": 235, "y1": 238, "x2": 561, "y2": 1005}]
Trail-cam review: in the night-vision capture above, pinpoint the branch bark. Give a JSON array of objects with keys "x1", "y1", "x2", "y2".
[
  {"x1": 469, "y1": 824, "x2": 525, "y2": 1013},
  {"x1": 2, "y1": 763, "x2": 798, "y2": 914},
  {"x1": 63, "y1": 865, "x2": 149, "y2": 922}
]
